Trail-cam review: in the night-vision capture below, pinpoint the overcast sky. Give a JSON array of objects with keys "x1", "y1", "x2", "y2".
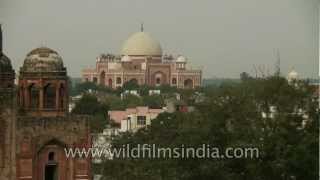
[{"x1": 0, "y1": 0, "x2": 318, "y2": 78}]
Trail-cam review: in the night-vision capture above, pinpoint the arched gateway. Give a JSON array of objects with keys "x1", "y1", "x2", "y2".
[
  {"x1": 184, "y1": 79, "x2": 193, "y2": 89},
  {"x1": 36, "y1": 139, "x2": 67, "y2": 180}
]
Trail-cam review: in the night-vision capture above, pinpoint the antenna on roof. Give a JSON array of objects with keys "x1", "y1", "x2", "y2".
[{"x1": 141, "y1": 22, "x2": 144, "y2": 32}]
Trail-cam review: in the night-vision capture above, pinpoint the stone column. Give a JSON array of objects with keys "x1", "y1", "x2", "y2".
[{"x1": 193, "y1": 78, "x2": 195, "y2": 89}]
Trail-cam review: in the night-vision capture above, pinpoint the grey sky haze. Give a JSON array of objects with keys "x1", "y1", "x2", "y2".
[{"x1": 0, "y1": 0, "x2": 318, "y2": 78}]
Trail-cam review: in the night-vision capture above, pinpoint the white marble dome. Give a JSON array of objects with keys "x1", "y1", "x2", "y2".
[
  {"x1": 287, "y1": 69, "x2": 299, "y2": 81},
  {"x1": 121, "y1": 32, "x2": 162, "y2": 56}
]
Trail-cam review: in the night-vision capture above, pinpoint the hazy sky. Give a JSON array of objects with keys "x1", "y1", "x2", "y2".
[{"x1": 0, "y1": 0, "x2": 318, "y2": 78}]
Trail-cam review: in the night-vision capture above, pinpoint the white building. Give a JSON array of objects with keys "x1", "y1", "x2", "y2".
[
  {"x1": 108, "y1": 106, "x2": 164, "y2": 132},
  {"x1": 287, "y1": 68, "x2": 299, "y2": 84}
]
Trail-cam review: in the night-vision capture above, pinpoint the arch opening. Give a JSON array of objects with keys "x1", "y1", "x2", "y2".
[
  {"x1": 116, "y1": 77, "x2": 122, "y2": 84},
  {"x1": 172, "y1": 78, "x2": 177, "y2": 85},
  {"x1": 93, "y1": 77, "x2": 98, "y2": 84},
  {"x1": 100, "y1": 71, "x2": 106, "y2": 86},
  {"x1": 45, "y1": 164, "x2": 58, "y2": 180},
  {"x1": 29, "y1": 84, "x2": 39, "y2": 109},
  {"x1": 44, "y1": 83, "x2": 56, "y2": 109},
  {"x1": 48, "y1": 152, "x2": 55, "y2": 161},
  {"x1": 59, "y1": 84, "x2": 65, "y2": 109},
  {"x1": 108, "y1": 78, "x2": 113, "y2": 87},
  {"x1": 156, "y1": 78, "x2": 161, "y2": 85},
  {"x1": 152, "y1": 71, "x2": 166, "y2": 86},
  {"x1": 184, "y1": 79, "x2": 193, "y2": 89}
]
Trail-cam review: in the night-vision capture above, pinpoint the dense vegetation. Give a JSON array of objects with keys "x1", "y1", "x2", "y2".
[
  {"x1": 70, "y1": 76, "x2": 318, "y2": 179},
  {"x1": 70, "y1": 79, "x2": 201, "y2": 111},
  {"x1": 99, "y1": 76, "x2": 318, "y2": 180},
  {"x1": 71, "y1": 94, "x2": 108, "y2": 132},
  {"x1": 71, "y1": 80, "x2": 199, "y2": 132}
]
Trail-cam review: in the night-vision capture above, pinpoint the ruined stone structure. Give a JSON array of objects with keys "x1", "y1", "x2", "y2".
[
  {"x1": 18, "y1": 47, "x2": 68, "y2": 117},
  {"x1": 0, "y1": 25, "x2": 92, "y2": 180},
  {"x1": 82, "y1": 25, "x2": 202, "y2": 89},
  {"x1": 0, "y1": 24, "x2": 16, "y2": 180}
]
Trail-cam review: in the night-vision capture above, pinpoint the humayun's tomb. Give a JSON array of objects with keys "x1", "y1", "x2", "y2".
[{"x1": 82, "y1": 25, "x2": 202, "y2": 89}]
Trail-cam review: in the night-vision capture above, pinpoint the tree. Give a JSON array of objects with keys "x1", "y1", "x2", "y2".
[
  {"x1": 103, "y1": 95, "x2": 126, "y2": 110},
  {"x1": 142, "y1": 95, "x2": 164, "y2": 108},
  {"x1": 101, "y1": 76, "x2": 318, "y2": 179},
  {"x1": 240, "y1": 72, "x2": 251, "y2": 81},
  {"x1": 72, "y1": 94, "x2": 109, "y2": 133},
  {"x1": 122, "y1": 79, "x2": 140, "y2": 90},
  {"x1": 70, "y1": 81, "x2": 114, "y2": 96},
  {"x1": 122, "y1": 94, "x2": 144, "y2": 108}
]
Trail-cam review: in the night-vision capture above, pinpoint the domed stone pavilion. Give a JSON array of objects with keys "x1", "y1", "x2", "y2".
[{"x1": 0, "y1": 25, "x2": 91, "y2": 180}]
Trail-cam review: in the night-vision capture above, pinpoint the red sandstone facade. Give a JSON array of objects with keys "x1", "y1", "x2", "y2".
[
  {"x1": 0, "y1": 25, "x2": 92, "y2": 180},
  {"x1": 82, "y1": 29, "x2": 202, "y2": 89},
  {"x1": 15, "y1": 47, "x2": 92, "y2": 180}
]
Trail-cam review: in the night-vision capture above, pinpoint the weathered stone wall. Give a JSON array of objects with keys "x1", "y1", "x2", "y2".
[
  {"x1": 16, "y1": 115, "x2": 91, "y2": 180},
  {"x1": 0, "y1": 89, "x2": 16, "y2": 180}
]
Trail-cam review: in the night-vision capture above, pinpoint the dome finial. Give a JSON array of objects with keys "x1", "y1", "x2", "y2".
[{"x1": 141, "y1": 22, "x2": 144, "y2": 32}]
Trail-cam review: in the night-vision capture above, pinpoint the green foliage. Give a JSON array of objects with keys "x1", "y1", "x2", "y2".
[
  {"x1": 72, "y1": 94, "x2": 109, "y2": 133},
  {"x1": 70, "y1": 80, "x2": 199, "y2": 110},
  {"x1": 70, "y1": 81, "x2": 115, "y2": 96},
  {"x1": 157, "y1": 84, "x2": 178, "y2": 94},
  {"x1": 103, "y1": 95, "x2": 126, "y2": 110},
  {"x1": 72, "y1": 94, "x2": 100, "y2": 114},
  {"x1": 240, "y1": 72, "x2": 251, "y2": 81},
  {"x1": 101, "y1": 76, "x2": 319, "y2": 180},
  {"x1": 122, "y1": 79, "x2": 140, "y2": 90},
  {"x1": 122, "y1": 94, "x2": 144, "y2": 108},
  {"x1": 142, "y1": 95, "x2": 164, "y2": 108}
]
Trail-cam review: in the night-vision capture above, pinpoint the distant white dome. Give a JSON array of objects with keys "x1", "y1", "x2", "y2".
[
  {"x1": 287, "y1": 69, "x2": 299, "y2": 81},
  {"x1": 121, "y1": 32, "x2": 162, "y2": 56},
  {"x1": 121, "y1": 55, "x2": 132, "y2": 62},
  {"x1": 176, "y1": 55, "x2": 187, "y2": 63}
]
